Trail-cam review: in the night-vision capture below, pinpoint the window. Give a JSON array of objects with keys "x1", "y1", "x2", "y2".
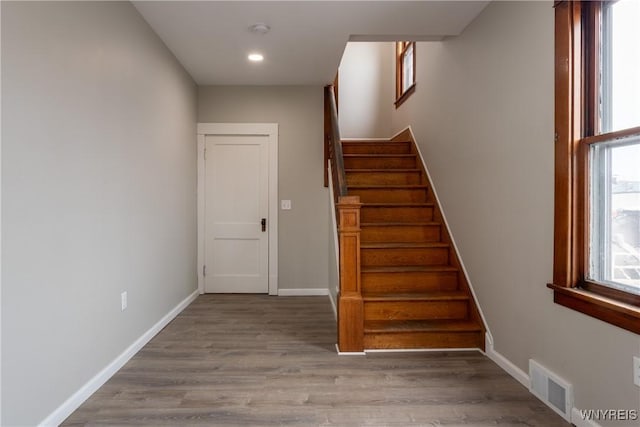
[
  {"x1": 551, "y1": 0, "x2": 640, "y2": 334},
  {"x1": 395, "y1": 41, "x2": 416, "y2": 107}
]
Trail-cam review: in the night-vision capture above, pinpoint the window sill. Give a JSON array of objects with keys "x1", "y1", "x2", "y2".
[
  {"x1": 395, "y1": 84, "x2": 416, "y2": 108},
  {"x1": 547, "y1": 283, "x2": 640, "y2": 334}
]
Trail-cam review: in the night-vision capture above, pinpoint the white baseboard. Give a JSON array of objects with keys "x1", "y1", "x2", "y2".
[
  {"x1": 485, "y1": 340, "x2": 530, "y2": 389},
  {"x1": 571, "y1": 408, "x2": 603, "y2": 427},
  {"x1": 486, "y1": 341, "x2": 602, "y2": 426},
  {"x1": 277, "y1": 288, "x2": 329, "y2": 296},
  {"x1": 335, "y1": 344, "x2": 365, "y2": 355},
  {"x1": 38, "y1": 289, "x2": 199, "y2": 427},
  {"x1": 366, "y1": 348, "x2": 482, "y2": 354}
]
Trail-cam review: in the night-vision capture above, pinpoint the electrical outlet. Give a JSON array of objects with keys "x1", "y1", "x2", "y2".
[
  {"x1": 121, "y1": 291, "x2": 127, "y2": 311},
  {"x1": 281, "y1": 200, "x2": 292, "y2": 210},
  {"x1": 634, "y1": 356, "x2": 640, "y2": 387}
]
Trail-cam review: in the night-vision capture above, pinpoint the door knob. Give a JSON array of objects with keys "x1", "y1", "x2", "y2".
[{"x1": 261, "y1": 218, "x2": 266, "y2": 232}]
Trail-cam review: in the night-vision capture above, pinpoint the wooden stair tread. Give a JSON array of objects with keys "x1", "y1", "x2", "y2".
[
  {"x1": 342, "y1": 140, "x2": 407, "y2": 143},
  {"x1": 363, "y1": 291, "x2": 469, "y2": 301},
  {"x1": 361, "y1": 222, "x2": 439, "y2": 227},
  {"x1": 361, "y1": 265, "x2": 458, "y2": 273},
  {"x1": 342, "y1": 142, "x2": 412, "y2": 155},
  {"x1": 362, "y1": 202, "x2": 434, "y2": 207},
  {"x1": 343, "y1": 154, "x2": 416, "y2": 158},
  {"x1": 349, "y1": 185, "x2": 428, "y2": 189},
  {"x1": 361, "y1": 242, "x2": 449, "y2": 249},
  {"x1": 364, "y1": 319, "x2": 483, "y2": 333},
  {"x1": 345, "y1": 168, "x2": 421, "y2": 173}
]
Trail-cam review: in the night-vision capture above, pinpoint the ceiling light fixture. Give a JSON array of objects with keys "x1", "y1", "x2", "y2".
[
  {"x1": 248, "y1": 53, "x2": 264, "y2": 62},
  {"x1": 248, "y1": 23, "x2": 271, "y2": 35}
]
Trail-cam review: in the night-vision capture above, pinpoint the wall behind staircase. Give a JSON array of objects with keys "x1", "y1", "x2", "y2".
[
  {"x1": 198, "y1": 86, "x2": 329, "y2": 292},
  {"x1": 390, "y1": 0, "x2": 640, "y2": 420},
  {"x1": 338, "y1": 42, "x2": 395, "y2": 138},
  {"x1": 1, "y1": 2, "x2": 197, "y2": 425}
]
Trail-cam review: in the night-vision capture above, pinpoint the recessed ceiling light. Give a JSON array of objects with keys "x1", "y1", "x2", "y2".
[
  {"x1": 248, "y1": 23, "x2": 270, "y2": 35},
  {"x1": 248, "y1": 53, "x2": 264, "y2": 62}
]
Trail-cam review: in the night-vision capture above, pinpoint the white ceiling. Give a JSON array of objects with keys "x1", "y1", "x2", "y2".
[{"x1": 133, "y1": 1, "x2": 489, "y2": 86}]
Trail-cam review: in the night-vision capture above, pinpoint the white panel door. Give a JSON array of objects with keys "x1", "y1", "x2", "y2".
[{"x1": 204, "y1": 134, "x2": 269, "y2": 293}]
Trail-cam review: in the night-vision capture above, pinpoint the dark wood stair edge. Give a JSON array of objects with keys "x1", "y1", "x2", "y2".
[
  {"x1": 363, "y1": 291, "x2": 470, "y2": 301},
  {"x1": 361, "y1": 265, "x2": 459, "y2": 273},
  {"x1": 364, "y1": 319, "x2": 483, "y2": 333},
  {"x1": 345, "y1": 168, "x2": 422, "y2": 172},
  {"x1": 342, "y1": 139, "x2": 411, "y2": 144},
  {"x1": 343, "y1": 154, "x2": 417, "y2": 158},
  {"x1": 361, "y1": 222, "x2": 441, "y2": 227},
  {"x1": 349, "y1": 184, "x2": 429, "y2": 189},
  {"x1": 361, "y1": 202, "x2": 435, "y2": 207},
  {"x1": 361, "y1": 242, "x2": 450, "y2": 249}
]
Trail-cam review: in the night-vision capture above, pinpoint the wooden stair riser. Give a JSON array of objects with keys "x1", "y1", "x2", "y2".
[
  {"x1": 364, "y1": 330, "x2": 484, "y2": 349},
  {"x1": 360, "y1": 205, "x2": 434, "y2": 223},
  {"x1": 344, "y1": 156, "x2": 416, "y2": 169},
  {"x1": 361, "y1": 270, "x2": 458, "y2": 293},
  {"x1": 350, "y1": 188, "x2": 428, "y2": 203},
  {"x1": 346, "y1": 170, "x2": 422, "y2": 185},
  {"x1": 364, "y1": 300, "x2": 469, "y2": 321},
  {"x1": 361, "y1": 224, "x2": 441, "y2": 243},
  {"x1": 361, "y1": 246, "x2": 449, "y2": 267},
  {"x1": 342, "y1": 142, "x2": 411, "y2": 155}
]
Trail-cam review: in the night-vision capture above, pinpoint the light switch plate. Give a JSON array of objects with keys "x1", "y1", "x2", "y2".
[
  {"x1": 634, "y1": 356, "x2": 640, "y2": 387},
  {"x1": 281, "y1": 200, "x2": 292, "y2": 210}
]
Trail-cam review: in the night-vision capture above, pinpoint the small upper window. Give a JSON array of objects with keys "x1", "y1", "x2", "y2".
[
  {"x1": 395, "y1": 41, "x2": 416, "y2": 107},
  {"x1": 600, "y1": 0, "x2": 640, "y2": 134}
]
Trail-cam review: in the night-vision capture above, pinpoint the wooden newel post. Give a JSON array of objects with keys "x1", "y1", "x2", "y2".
[{"x1": 337, "y1": 195, "x2": 364, "y2": 352}]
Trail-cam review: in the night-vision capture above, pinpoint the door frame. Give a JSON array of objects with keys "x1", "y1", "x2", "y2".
[{"x1": 197, "y1": 123, "x2": 278, "y2": 295}]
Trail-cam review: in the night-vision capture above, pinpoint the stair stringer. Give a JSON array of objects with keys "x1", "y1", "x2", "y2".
[{"x1": 391, "y1": 126, "x2": 493, "y2": 349}]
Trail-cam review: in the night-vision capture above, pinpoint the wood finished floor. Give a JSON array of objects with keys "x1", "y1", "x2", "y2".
[{"x1": 63, "y1": 295, "x2": 569, "y2": 426}]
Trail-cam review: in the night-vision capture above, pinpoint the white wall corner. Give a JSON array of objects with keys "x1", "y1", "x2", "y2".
[
  {"x1": 0, "y1": 2, "x2": 3, "y2": 420},
  {"x1": 196, "y1": 134, "x2": 205, "y2": 295},
  {"x1": 484, "y1": 331, "x2": 494, "y2": 352},
  {"x1": 38, "y1": 290, "x2": 199, "y2": 427},
  {"x1": 269, "y1": 274, "x2": 279, "y2": 296}
]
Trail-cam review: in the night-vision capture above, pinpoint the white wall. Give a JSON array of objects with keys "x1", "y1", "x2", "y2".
[
  {"x1": 390, "y1": 1, "x2": 640, "y2": 422},
  {"x1": 338, "y1": 42, "x2": 394, "y2": 139},
  {"x1": 1, "y1": 2, "x2": 197, "y2": 425},
  {"x1": 328, "y1": 173, "x2": 339, "y2": 313},
  {"x1": 198, "y1": 86, "x2": 329, "y2": 292}
]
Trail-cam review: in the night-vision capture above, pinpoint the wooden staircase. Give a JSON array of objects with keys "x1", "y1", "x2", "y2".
[{"x1": 340, "y1": 131, "x2": 485, "y2": 350}]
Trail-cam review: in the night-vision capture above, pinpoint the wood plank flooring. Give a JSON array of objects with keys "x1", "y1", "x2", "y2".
[{"x1": 63, "y1": 295, "x2": 569, "y2": 426}]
